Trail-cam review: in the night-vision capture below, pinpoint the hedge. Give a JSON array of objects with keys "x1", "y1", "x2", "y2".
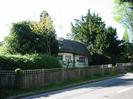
[{"x1": 0, "y1": 54, "x2": 61, "y2": 70}]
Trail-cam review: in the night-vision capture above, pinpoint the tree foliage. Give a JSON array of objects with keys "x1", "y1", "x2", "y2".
[
  {"x1": 122, "y1": 29, "x2": 129, "y2": 42},
  {"x1": 105, "y1": 27, "x2": 122, "y2": 55},
  {"x1": 4, "y1": 11, "x2": 58, "y2": 55},
  {"x1": 114, "y1": 0, "x2": 133, "y2": 42},
  {"x1": 70, "y1": 10, "x2": 122, "y2": 64},
  {"x1": 120, "y1": 0, "x2": 133, "y2": 2},
  {"x1": 71, "y1": 10, "x2": 106, "y2": 54},
  {"x1": 31, "y1": 11, "x2": 55, "y2": 35},
  {"x1": 0, "y1": 54, "x2": 61, "y2": 70},
  {"x1": 114, "y1": 0, "x2": 133, "y2": 62},
  {"x1": 114, "y1": 0, "x2": 133, "y2": 28},
  {"x1": 121, "y1": 43, "x2": 133, "y2": 62}
]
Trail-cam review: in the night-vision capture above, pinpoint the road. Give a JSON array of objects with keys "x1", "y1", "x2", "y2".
[{"x1": 22, "y1": 73, "x2": 133, "y2": 99}]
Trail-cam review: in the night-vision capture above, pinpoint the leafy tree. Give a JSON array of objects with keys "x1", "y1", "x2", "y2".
[
  {"x1": 30, "y1": 11, "x2": 58, "y2": 55},
  {"x1": 105, "y1": 27, "x2": 123, "y2": 64},
  {"x1": 4, "y1": 21, "x2": 37, "y2": 54},
  {"x1": 113, "y1": 0, "x2": 133, "y2": 62},
  {"x1": 114, "y1": 0, "x2": 133, "y2": 42},
  {"x1": 71, "y1": 10, "x2": 106, "y2": 54},
  {"x1": 4, "y1": 11, "x2": 59, "y2": 55},
  {"x1": 120, "y1": 0, "x2": 133, "y2": 2},
  {"x1": 70, "y1": 10, "x2": 122, "y2": 64},
  {"x1": 121, "y1": 42, "x2": 133, "y2": 62},
  {"x1": 122, "y1": 29, "x2": 129, "y2": 42},
  {"x1": 31, "y1": 11, "x2": 55, "y2": 35}
]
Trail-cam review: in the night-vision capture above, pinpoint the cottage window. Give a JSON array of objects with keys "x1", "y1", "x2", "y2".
[
  {"x1": 65, "y1": 55, "x2": 71, "y2": 61},
  {"x1": 79, "y1": 57, "x2": 85, "y2": 63}
]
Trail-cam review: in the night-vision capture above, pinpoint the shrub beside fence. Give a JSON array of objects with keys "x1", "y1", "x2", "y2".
[{"x1": 0, "y1": 63, "x2": 133, "y2": 89}]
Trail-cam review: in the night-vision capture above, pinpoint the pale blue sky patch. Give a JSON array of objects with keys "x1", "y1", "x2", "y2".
[{"x1": 0, "y1": 0, "x2": 124, "y2": 41}]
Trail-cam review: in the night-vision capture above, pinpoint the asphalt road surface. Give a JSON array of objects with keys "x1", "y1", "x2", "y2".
[{"x1": 22, "y1": 73, "x2": 133, "y2": 99}]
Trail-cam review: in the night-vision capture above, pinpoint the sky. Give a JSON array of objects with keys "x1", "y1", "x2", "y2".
[{"x1": 0, "y1": 0, "x2": 124, "y2": 41}]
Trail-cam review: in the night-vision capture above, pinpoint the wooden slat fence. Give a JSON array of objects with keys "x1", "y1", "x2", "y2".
[{"x1": 0, "y1": 63, "x2": 133, "y2": 89}]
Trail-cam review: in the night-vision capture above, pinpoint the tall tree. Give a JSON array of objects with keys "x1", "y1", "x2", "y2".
[
  {"x1": 120, "y1": 0, "x2": 133, "y2": 2},
  {"x1": 4, "y1": 21, "x2": 37, "y2": 54},
  {"x1": 31, "y1": 11, "x2": 55, "y2": 35},
  {"x1": 30, "y1": 11, "x2": 58, "y2": 55},
  {"x1": 4, "y1": 11, "x2": 59, "y2": 55},
  {"x1": 114, "y1": 0, "x2": 133, "y2": 42},
  {"x1": 70, "y1": 10, "x2": 122, "y2": 64},
  {"x1": 71, "y1": 10, "x2": 106, "y2": 54},
  {"x1": 122, "y1": 29, "x2": 129, "y2": 42},
  {"x1": 121, "y1": 42, "x2": 133, "y2": 62},
  {"x1": 105, "y1": 27, "x2": 123, "y2": 64}
]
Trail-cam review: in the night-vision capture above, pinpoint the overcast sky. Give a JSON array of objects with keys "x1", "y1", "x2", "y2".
[{"x1": 0, "y1": 0, "x2": 124, "y2": 41}]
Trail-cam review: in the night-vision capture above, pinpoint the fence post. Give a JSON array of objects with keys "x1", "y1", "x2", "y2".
[
  {"x1": 101, "y1": 65, "x2": 104, "y2": 76},
  {"x1": 62, "y1": 68, "x2": 65, "y2": 81},
  {"x1": 78, "y1": 68, "x2": 81, "y2": 78},
  {"x1": 15, "y1": 68, "x2": 23, "y2": 89},
  {"x1": 90, "y1": 66, "x2": 94, "y2": 77}
]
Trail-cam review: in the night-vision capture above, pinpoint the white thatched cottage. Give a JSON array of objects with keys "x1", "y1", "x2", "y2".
[{"x1": 58, "y1": 39, "x2": 90, "y2": 68}]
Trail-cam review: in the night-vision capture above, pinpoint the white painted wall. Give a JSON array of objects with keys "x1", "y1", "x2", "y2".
[
  {"x1": 58, "y1": 53, "x2": 73, "y2": 61},
  {"x1": 58, "y1": 53, "x2": 73, "y2": 67},
  {"x1": 58, "y1": 52, "x2": 88, "y2": 68}
]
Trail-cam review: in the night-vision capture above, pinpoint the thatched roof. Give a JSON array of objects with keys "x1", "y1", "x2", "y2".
[{"x1": 58, "y1": 39, "x2": 88, "y2": 56}]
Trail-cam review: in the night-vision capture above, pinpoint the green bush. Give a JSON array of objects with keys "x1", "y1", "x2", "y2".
[{"x1": 0, "y1": 54, "x2": 62, "y2": 70}]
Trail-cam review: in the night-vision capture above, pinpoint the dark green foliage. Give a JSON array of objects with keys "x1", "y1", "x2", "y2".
[
  {"x1": 0, "y1": 54, "x2": 61, "y2": 70},
  {"x1": 121, "y1": 42, "x2": 133, "y2": 62},
  {"x1": 104, "y1": 27, "x2": 123, "y2": 64},
  {"x1": 3, "y1": 10, "x2": 59, "y2": 55},
  {"x1": 90, "y1": 53, "x2": 111, "y2": 65},
  {"x1": 71, "y1": 10, "x2": 106, "y2": 54},
  {"x1": 122, "y1": 30, "x2": 129, "y2": 42},
  {"x1": 114, "y1": 0, "x2": 133, "y2": 42},
  {"x1": 70, "y1": 10, "x2": 122, "y2": 64},
  {"x1": 4, "y1": 21, "x2": 46, "y2": 54},
  {"x1": 121, "y1": 0, "x2": 133, "y2": 2}
]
